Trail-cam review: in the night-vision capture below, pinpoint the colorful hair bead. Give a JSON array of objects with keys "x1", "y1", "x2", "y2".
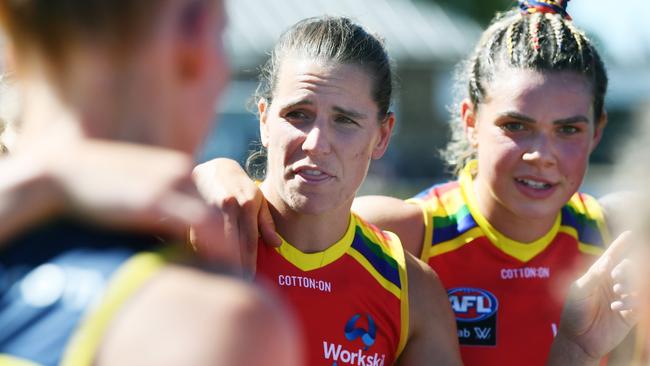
[
  {"x1": 506, "y1": 21, "x2": 516, "y2": 61},
  {"x1": 529, "y1": 12, "x2": 542, "y2": 51},
  {"x1": 546, "y1": 13, "x2": 564, "y2": 57},
  {"x1": 519, "y1": 0, "x2": 572, "y2": 20}
]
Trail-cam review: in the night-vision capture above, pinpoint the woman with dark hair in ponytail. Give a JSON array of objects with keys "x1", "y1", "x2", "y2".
[{"x1": 239, "y1": 16, "x2": 462, "y2": 365}]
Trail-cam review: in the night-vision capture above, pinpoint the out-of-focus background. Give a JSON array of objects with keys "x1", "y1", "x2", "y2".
[{"x1": 200, "y1": 0, "x2": 650, "y2": 198}]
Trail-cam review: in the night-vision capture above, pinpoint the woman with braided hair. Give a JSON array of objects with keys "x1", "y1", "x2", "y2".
[{"x1": 194, "y1": 0, "x2": 637, "y2": 364}]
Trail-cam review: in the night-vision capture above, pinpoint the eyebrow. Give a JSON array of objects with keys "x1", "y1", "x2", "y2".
[
  {"x1": 499, "y1": 111, "x2": 590, "y2": 125},
  {"x1": 332, "y1": 106, "x2": 368, "y2": 120},
  {"x1": 277, "y1": 99, "x2": 368, "y2": 120},
  {"x1": 277, "y1": 99, "x2": 313, "y2": 111}
]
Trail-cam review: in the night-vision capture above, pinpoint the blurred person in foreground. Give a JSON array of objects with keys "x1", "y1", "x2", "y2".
[
  {"x1": 0, "y1": 1, "x2": 301, "y2": 365},
  {"x1": 559, "y1": 113, "x2": 650, "y2": 366}
]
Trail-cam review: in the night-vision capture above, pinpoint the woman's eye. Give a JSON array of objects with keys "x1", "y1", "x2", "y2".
[
  {"x1": 501, "y1": 122, "x2": 526, "y2": 132},
  {"x1": 335, "y1": 115, "x2": 358, "y2": 126},
  {"x1": 284, "y1": 110, "x2": 309, "y2": 121},
  {"x1": 558, "y1": 125, "x2": 580, "y2": 135}
]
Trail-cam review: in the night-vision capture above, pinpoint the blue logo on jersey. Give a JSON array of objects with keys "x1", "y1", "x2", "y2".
[
  {"x1": 448, "y1": 287, "x2": 498, "y2": 322},
  {"x1": 344, "y1": 313, "x2": 376, "y2": 350}
]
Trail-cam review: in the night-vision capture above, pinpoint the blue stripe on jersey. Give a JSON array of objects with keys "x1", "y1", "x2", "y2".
[
  {"x1": 561, "y1": 206, "x2": 605, "y2": 248},
  {"x1": 350, "y1": 228, "x2": 401, "y2": 290},
  {"x1": 432, "y1": 210, "x2": 478, "y2": 246}
]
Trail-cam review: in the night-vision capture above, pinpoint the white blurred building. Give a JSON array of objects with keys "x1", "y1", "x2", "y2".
[{"x1": 203, "y1": 0, "x2": 482, "y2": 180}]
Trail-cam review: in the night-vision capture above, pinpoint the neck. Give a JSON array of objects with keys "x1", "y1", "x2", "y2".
[
  {"x1": 13, "y1": 50, "x2": 171, "y2": 151},
  {"x1": 15, "y1": 77, "x2": 86, "y2": 151},
  {"x1": 261, "y1": 184, "x2": 351, "y2": 253},
  {"x1": 473, "y1": 177, "x2": 557, "y2": 243}
]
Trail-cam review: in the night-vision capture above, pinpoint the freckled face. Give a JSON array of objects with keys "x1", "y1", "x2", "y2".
[
  {"x1": 260, "y1": 58, "x2": 393, "y2": 216},
  {"x1": 467, "y1": 68, "x2": 604, "y2": 225}
]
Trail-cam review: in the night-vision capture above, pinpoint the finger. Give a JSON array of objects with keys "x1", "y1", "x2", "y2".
[
  {"x1": 618, "y1": 309, "x2": 640, "y2": 328},
  {"x1": 612, "y1": 283, "x2": 631, "y2": 296},
  {"x1": 579, "y1": 231, "x2": 633, "y2": 288},
  {"x1": 217, "y1": 197, "x2": 244, "y2": 270},
  {"x1": 155, "y1": 191, "x2": 213, "y2": 239},
  {"x1": 605, "y1": 231, "x2": 634, "y2": 264},
  {"x1": 611, "y1": 258, "x2": 634, "y2": 278},
  {"x1": 611, "y1": 296, "x2": 640, "y2": 328},
  {"x1": 259, "y1": 198, "x2": 281, "y2": 247},
  {"x1": 611, "y1": 292, "x2": 639, "y2": 311},
  {"x1": 611, "y1": 257, "x2": 643, "y2": 300},
  {"x1": 188, "y1": 197, "x2": 242, "y2": 270},
  {"x1": 190, "y1": 214, "x2": 239, "y2": 266},
  {"x1": 239, "y1": 205, "x2": 259, "y2": 275},
  {"x1": 158, "y1": 193, "x2": 243, "y2": 269}
]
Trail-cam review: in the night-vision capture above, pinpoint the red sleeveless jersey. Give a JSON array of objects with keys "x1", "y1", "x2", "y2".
[
  {"x1": 407, "y1": 162, "x2": 610, "y2": 366},
  {"x1": 256, "y1": 213, "x2": 409, "y2": 366}
]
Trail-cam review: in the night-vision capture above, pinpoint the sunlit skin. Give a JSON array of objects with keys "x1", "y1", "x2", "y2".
[
  {"x1": 259, "y1": 58, "x2": 393, "y2": 252},
  {"x1": 463, "y1": 68, "x2": 606, "y2": 242},
  {"x1": 167, "y1": 0, "x2": 229, "y2": 153}
]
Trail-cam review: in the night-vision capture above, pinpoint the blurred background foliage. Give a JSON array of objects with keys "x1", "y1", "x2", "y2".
[{"x1": 416, "y1": 0, "x2": 512, "y2": 25}]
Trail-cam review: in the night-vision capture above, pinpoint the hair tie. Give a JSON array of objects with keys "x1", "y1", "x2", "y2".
[{"x1": 519, "y1": 0, "x2": 572, "y2": 20}]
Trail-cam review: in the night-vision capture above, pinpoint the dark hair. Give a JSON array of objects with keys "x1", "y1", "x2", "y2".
[
  {"x1": 257, "y1": 16, "x2": 393, "y2": 118},
  {"x1": 443, "y1": 2, "x2": 608, "y2": 175},
  {"x1": 247, "y1": 16, "x2": 394, "y2": 178}
]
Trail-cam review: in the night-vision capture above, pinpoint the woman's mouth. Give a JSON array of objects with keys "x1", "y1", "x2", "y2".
[
  {"x1": 515, "y1": 178, "x2": 552, "y2": 190},
  {"x1": 294, "y1": 167, "x2": 332, "y2": 183}
]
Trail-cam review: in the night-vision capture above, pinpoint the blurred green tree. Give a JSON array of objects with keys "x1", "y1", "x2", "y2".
[{"x1": 416, "y1": 0, "x2": 513, "y2": 26}]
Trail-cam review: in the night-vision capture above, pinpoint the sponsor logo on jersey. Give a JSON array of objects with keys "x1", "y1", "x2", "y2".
[
  {"x1": 345, "y1": 314, "x2": 376, "y2": 349},
  {"x1": 277, "y1": 274, "x2": 332, "y2": 293},
  {"x1": 323, "y1": 313, "x2": 387, "y2": 366},
  {"x1": 448, "y1": 287, "x2": 498, "y2": 346},
  {"x1": 449, "y1": 287, "x2": 498, "y2": 321},
  {"x1": 500, "y1": 266, "x2": 551, "y2": 280}
]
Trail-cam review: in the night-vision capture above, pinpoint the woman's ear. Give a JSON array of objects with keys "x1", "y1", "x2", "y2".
[
  {"x1": 175, "y1": 1, "x2": 210, "y2": 83},
  {"x1": 371, "y1": 112, "x2": 395, "y2": 160},
  {"x1": 461, "y1": 99, "x2": 479, "y2": 148},
  {"x1": 590, "y1": 110, "x2": 608, "y2": 153},
  {"x1": 258, "y1": 99, "x2": 270, "y2": 148}
]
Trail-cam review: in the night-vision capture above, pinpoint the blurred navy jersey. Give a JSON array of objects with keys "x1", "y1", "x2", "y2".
[{"x1": 0, "y1": 220, "x2": 169, "y2": 366}]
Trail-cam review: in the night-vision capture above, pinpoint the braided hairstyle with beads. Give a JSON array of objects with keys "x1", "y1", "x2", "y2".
[{"x1": 443, "y1": 0, "x2": 608, "y2": 175}]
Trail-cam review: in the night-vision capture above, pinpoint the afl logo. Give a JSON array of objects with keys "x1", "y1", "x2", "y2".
[{"x1": 448, "y1": 287, "x2": 498, "y2": 322}]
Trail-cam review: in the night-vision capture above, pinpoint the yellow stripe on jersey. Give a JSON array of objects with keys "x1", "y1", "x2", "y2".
[
  {"x1": 0, "y1": 355, "x2": 41, "y2": 366},
  {"x1": 460, "y1": 161, "x2": 560, "y2": 263},
  {"x1": 557, "y1": 226, "x2": 605, "y2": 256},
  {"x1": 347, "y1": 215, "x2": 405, "y2": 295},
  {"x1": 382, "y1": 231, "x2": 409, "y2": 359},
  {"x1": 347, "y1": 247, "x2": 401, "y2": 299},
  {"x1": 275, "y1": 216, "x2": 356, "y2": 272},
  {"x1": 353, "y1": 216, "x2": 402, "y2": 261},
  {"x1": 404, "y1": 198, "x2": 433, "y2": 262},
  {"x1": 426, "y1": 226, "x2": 485, "y2": 258},
  {"x1": 408, "y1": 185, "x2": 470, "y2": 261},
  {"x1": 61, "y1": 252, "x2": 168, "y2": 366},
  {"x1": 567, "y1": 193, "x2": 611, "y2": 250}
]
